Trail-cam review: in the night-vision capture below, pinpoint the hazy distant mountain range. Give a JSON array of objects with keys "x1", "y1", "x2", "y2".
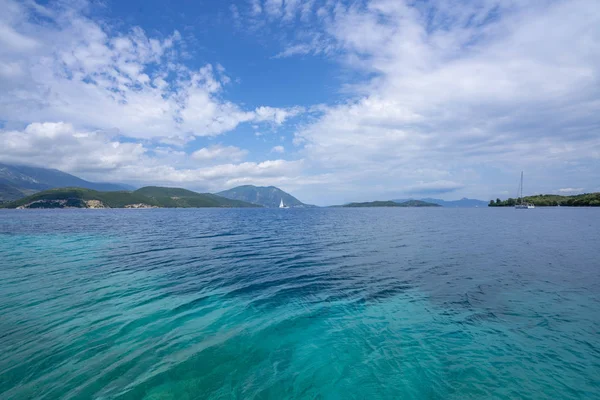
[
  {"x1": 0, "y1": 163, "x2": 132, "y2": 201},
  {"x1": 391, "y1": 197, "x2": 488, "y2": 208},
  {"x1": 217, "y1": 185, "x2": 313, "y2": 208}
]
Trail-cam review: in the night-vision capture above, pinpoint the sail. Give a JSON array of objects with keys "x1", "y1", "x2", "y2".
[{"x1": 279, "y1": 199, "x2": 284, "y2": 208}]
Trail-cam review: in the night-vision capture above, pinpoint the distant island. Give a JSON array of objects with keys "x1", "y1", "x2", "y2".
[
  {"x1": 340, "y1": 200, "x2": 441, "y2": 207},
  {"x1": 0, "y1": 187, "x2": 260, "y2": 209},
  {"x1": 392, "y1": 197, "x2": 488, "y2": 208},
  {"x1": 489, "y1": 193, "x2": 600, "y2": 207}
]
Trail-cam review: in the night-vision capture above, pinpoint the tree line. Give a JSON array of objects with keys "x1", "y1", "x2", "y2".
[{"x1": 489, "y1": 193, "x2": 600, "y2": 207}]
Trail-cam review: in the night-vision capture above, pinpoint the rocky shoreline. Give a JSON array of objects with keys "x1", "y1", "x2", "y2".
[
  {"x1": 124, "y1": 203, "x2": 158, "y2": 209},
  {"x1": 15, "y1": 199, "x2": 158, "y2": 209}
]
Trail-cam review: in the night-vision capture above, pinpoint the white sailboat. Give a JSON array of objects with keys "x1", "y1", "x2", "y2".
[
  {"x1": 515, "y1": 171, "x2": 535, "y2": 209},
  {"x1": 279, "y1": 199, "x2": 289, "y2": 209}
]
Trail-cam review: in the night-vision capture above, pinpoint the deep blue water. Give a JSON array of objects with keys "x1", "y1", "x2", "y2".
[{"x1": 0, "y1": 208, "x2": 599, "y2": 399}]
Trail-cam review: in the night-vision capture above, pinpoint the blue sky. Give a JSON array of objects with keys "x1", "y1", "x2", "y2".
[{"x1": 1, "y1": 0, "x2": 599, "y2": 205}]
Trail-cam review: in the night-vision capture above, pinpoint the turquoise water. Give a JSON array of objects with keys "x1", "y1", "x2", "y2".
[{"x1": 1, "y1": 208, "x2": 599, "y2": 399}]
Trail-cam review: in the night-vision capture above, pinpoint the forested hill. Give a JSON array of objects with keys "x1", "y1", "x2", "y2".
[
  {"x1": 1, "y1": 187, "x2": 260, "y2": 209},
  {"x1": 489, "y1": 193, "x2": 600, "y2": 207}
]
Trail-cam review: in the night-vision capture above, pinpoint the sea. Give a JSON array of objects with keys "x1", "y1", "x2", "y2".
[{"x1": 0, "y1": 208, "x2": 599, "y2": 399}]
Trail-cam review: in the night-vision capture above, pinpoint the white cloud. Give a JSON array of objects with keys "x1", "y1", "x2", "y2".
[
  {"x1": 230, "y1": 4, "x2": 241, "y2": 27},
  {"x1": 0, "y1": 122, "x2": 145, "y2": 173},
  {"x1": 253, "y1": 106, "x2": 304, "y2": 124},
  {"x1": 0, "y1": 0, "x2": 300, "y2": 142},
  {"x1": 0, "y1": 122, "x2": 303, "y2": 191},
  {"x1": 264, "y1": 0, "x2": 283, "y2": 18},
  {"x1": 250, "y1": 0, "x2": 262, "y2": 16},
  {"x1": 283, "y1": 0, "x2": 302, "y2": 21},
  {"x1": 0, "y1": 60, "x2": 23, "y2": 78},
  {"x1": 271, "y1": 145, "x2": 285, "y2": 153},
  {"x1": 2, "y1": 0, "x2": 600, "y2": 205},
  {"x1": 0, "y1": 23, "x2": 39, "y2": 52},
  {"x1": 274, "y1": 44, "x2": 313, "y2": 58},
  {"x1": 558, "y1": 188, "x2": 584, "y2": 194},
  {"x1": 192, "y1": 145, "x2": 248, "y2": 162},
  {"x1": 281, "y1": 0, "x2": 600, "y2": 202}
]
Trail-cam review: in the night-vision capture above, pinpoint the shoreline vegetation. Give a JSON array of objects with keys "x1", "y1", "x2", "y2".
[
  {"x1": 488, "y1": 193, "x2": 600, "y2": 207},
  {"x1": 0, "y1": 187, "x2": 260, "y2": 209},
  {"x1": 3, "y1": 186, "x2": 600, "y2": 210}
]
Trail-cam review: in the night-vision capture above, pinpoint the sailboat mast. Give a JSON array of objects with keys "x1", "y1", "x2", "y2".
[
  {"x1": 515, "y1": 171, "x2": 534, "y2": 209},
  {"x1": 520, "y1": 171, "x2": 524, "y2": 204}
]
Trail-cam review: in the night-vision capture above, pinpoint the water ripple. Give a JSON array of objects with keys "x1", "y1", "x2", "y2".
[{"x1": 0, "y1": 208, "x2": 599, "y2": 399}]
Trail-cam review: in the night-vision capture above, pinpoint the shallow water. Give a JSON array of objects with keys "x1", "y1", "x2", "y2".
[{"x1": 1, "y1": 208, "x2": 599, "y2": 399}]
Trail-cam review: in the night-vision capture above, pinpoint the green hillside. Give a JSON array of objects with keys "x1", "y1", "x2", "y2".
[
  {"x1": 134, "y1": 186, "x2": 259, "y2": 208},
  {"x1": 489, "y1": 193, "x2": 600, "y2": 207},
  {"x1": 1, "y1": 188, "x2": 154, "y2": 209},
  {"x1": 1, "y1": 187, "x2": 260, "y2": 209},
  {"x1": 341, "y1": 200, "x2": 441, "y2": 207}
]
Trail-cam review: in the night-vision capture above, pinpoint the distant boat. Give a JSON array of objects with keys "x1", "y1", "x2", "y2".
[
  {"x1": 515, "y1": 171, "x2": 535, "y2": 209},
  {"x1": 279, "y1": 199, "x2": 289, "y2": 209}
]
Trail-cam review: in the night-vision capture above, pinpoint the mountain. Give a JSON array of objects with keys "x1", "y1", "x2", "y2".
[
  {"x1": 134, "y1": 186, "x2": 260, "y2": 208},
  {"x1": 1, "y1": 186, "x2": 260, "y2": 209},
  {"x1": 340, "y1": 200, "x2": 441, "y2": 207},
  {"x1": 217, "y1": 185, "x2": 311, "y2": 208},
  {"x1": 0, "y1": 183, "x2": 38, "y2": 202},
  {"x1": 0, "y1": 163, "x2": 132, "y2": 201},
  {"x1": 392, "y1": 197, "x2": 488, "y2": 208}
]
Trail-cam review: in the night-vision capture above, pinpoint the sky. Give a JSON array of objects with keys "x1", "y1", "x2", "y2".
[{"x1": 0, "y1": 0, "x2": 599, "y2": 205}]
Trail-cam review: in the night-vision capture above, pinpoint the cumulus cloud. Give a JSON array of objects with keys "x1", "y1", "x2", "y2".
[
  {"x1": 0, "y1": 122, "x2": 303, "y2": 191},
  {"x1": 277, "y1": 0, "x2": 600, "y2": 201},
  {"x1": 0, "y1": 0, "x2": 301, "y2": 141},
  {"x1": 253, "y1": 106, "x2": 305, "y2": 124},
  {"x1": 271, "y1": 145, "x2": 285, "y2": 153},
  {"x1": 0, "y1": 122, "x2": 145, "y2": 173}
]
